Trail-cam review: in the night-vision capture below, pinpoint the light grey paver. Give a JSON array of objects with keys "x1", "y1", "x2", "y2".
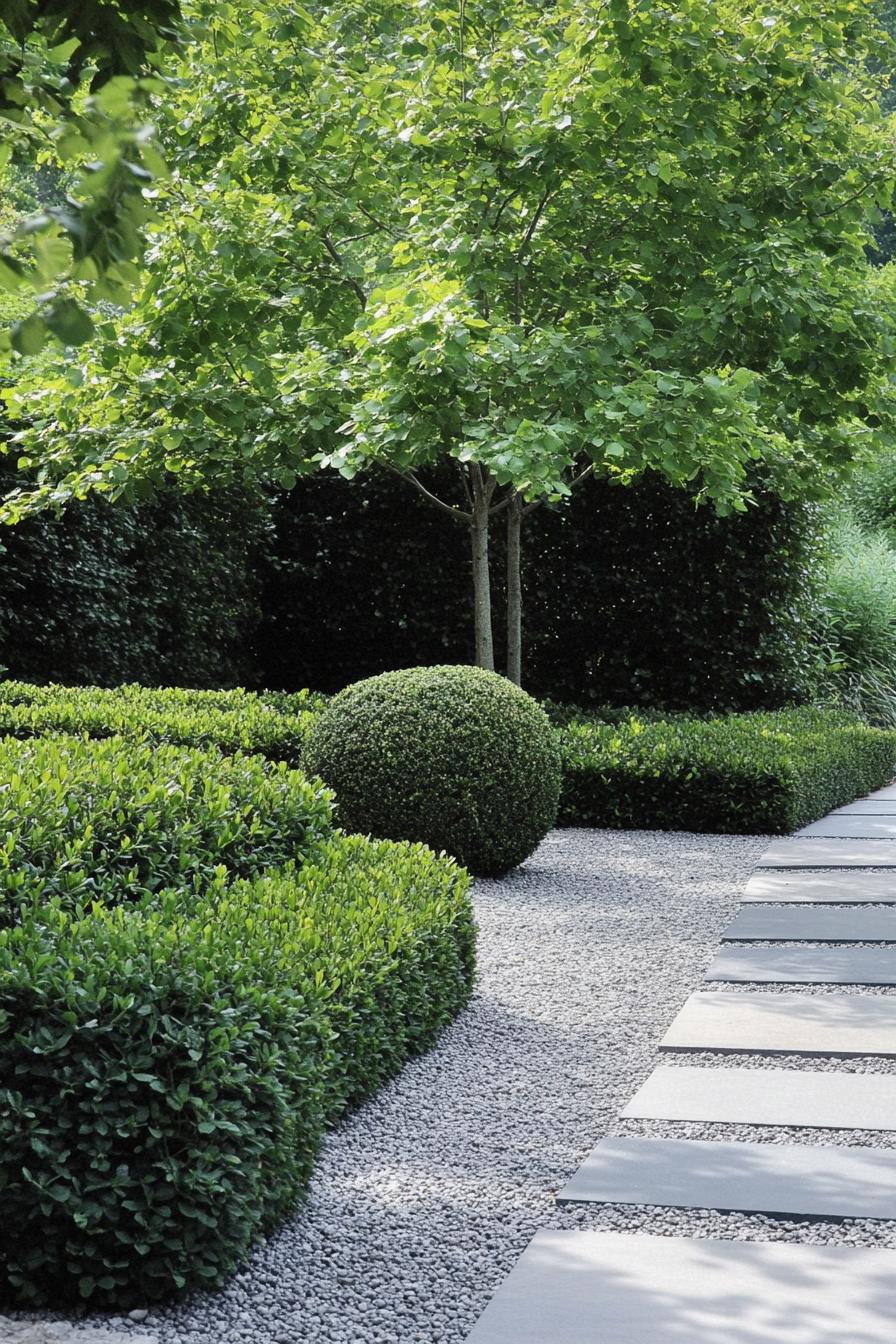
[
  {"x1": 743, "y1": 870, "x2": 896, "y2": 902},
  {"x1": 464, "y1": 1231, "x2": 896, "y2": 1343},
  {"x1": 757, "y1": 839, "x2": 896, "y2": 868},
  {"x1": 556, "y1": 1135, "x2": 896, "y2": 1219},
  {"x1": 0, "y1": 1325, "x2": 157, "y2": 1344},
  {"x1": 621, "y1": 1064, "x2": 896, "y2": 1130},
  {"x1": 831, "y1": 802, "x2": 896, "y2": 815},
  {"x1": 866, "y1": 786, "x2": 896, "y2": 801},
  {"x1": 660, "y1": 990, "x2": 896, "y2": 1057},
  {"x1": 723, "y1": 905, "x2": 896, "y2": 941},
  {"x1": 705, "y1": 946, "x2": 896, "y2": 985},
  {"x1": 798, "y1": 818, "x2": 896, "y2": 838}
]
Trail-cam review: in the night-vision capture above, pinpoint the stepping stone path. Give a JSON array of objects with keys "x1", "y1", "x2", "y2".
[{"x1": 465, "y1": 783, "x2": 896, "y2": 1341}]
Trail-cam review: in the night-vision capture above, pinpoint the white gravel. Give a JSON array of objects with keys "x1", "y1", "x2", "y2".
[{"x1": 31, "y1": 827, "x2": 896, "y2": 1344}]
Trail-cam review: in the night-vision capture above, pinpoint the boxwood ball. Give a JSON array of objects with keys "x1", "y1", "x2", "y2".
[{"x1": 304, "y1": 665, "x2": 562, "y2": 876}]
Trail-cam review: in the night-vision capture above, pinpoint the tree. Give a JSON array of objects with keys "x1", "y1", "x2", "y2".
[
  {"x1": 5, "y1": 0, "x2": 896, "y2": 682},
  {"x1": 0, "y1": 1, "x2": 183, "y2": 356}
]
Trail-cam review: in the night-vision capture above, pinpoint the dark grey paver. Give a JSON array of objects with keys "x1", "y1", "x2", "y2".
[
  {"x1": 723, "y1": 905, "x2": 896, "y2": 941},
  {"x1": 704, "y1": 946, "x2": 896, "y2": 985},
  {"x1": 798, "y1": 818, "x2": 896, "y2": 839},
  {"x1": 464, "y1": 1231, "x2": 896, "y2": 1343},
  {"x1": 757, "y1": 839, "x2": 896, "y2": 868},
  {"x1": 621, "y1": 1064, "x2": 896, "y2": 1130},
  {"x1": 743, "y1": 871, "x2": 896, "y2": 902},
  {"x1": 660, "y1": 990, "x2": 896, "y2": 1057},
  {"x1": 557, "y1": 1136, "x2": 896, "y2": 1219}
]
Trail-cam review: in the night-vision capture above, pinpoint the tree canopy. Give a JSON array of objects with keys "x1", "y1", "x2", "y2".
[
  {"x1": 0, "y1": 0, "x2": 182, "y2": 355},
  {"x1": 4, "y1": 0, "x2": 896, "y2": 670}
]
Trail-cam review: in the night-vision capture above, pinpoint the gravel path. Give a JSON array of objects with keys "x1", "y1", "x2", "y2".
[{"x1": 71, "y1": 826, "x2": 774, "y2": 1344}]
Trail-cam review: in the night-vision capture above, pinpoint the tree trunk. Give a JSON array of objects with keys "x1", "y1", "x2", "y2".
[
  {"x1": 470, "y1": 467, "x2": 495, "y2": 671},
  {"x1": 506, "y1": 492, "x2": 523, "y2": 685}
]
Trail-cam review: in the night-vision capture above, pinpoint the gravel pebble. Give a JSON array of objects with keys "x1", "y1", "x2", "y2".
[{"x1": 28, "y1": 827, "x2": 896, "y2": 1344}]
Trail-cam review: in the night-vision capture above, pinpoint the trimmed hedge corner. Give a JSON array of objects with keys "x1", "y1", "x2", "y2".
[
  {"x1": 0, "y1": 835, "x2": 474, "y2": 1305},
  {"x1": 0, "y1": 734, "x2": 334, "y2": 924},
  {"x1": 558, "y1": 706, "x2": 896, "y2": 834},
  {"x1": 0, "y1": 680, "x2": 324, "y2": 766},
  {"x1": 304, "y1": 665, "x2": 562, "y2": 876}
]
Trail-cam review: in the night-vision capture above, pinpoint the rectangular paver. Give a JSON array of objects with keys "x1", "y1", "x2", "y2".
[
  {"x1": 831, "y1": 802, "x2": 896, "y2": 815},
  {"x1": 743, "y1": 871, "x2": 896, "y2": 902},
  {"x1": 705, "y1": 946, "x2": 896, "y2": 985},
  {"x1": 464, "y1": 1230, "x2": 896, "y2": 1343},
  {"x1": 621, "y1": 1064, "x2": 896, "y2": 1130},
  {"x1": 758, "y1": 839, "x2": 896, "y2": 868},
  {"x1": 557, "y1": 1135, "x2": 896, "y2": 1219},
  {"x1": 723, "y1": 905, "x2": 896, "y2": 941},
  {"x1": 798, "y1": 818, "x2": 896, "y2": 838},
  {"x1": 660, "y1": 990, "x2": 896, "y2": 1057}
]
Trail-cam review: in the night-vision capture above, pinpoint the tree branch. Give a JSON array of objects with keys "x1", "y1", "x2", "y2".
[
  {"x1": 321, "y1": 233, "x2": 367, "y2": 309},
  {"x1": 384, "y1": 463, "x2": 471, "y2": 521}
]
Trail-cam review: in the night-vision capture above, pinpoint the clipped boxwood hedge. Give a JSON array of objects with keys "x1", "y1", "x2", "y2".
[
  {"x1": 0, "y1": 734, "x2": 333, "y2": 923},
  {"x1": 0, "y1": 680, "x2": 324, "y2": 766},
  {"x1": 0, "y1": 835, "x2": 474, "y2": 1305},
  {"x1": 558, "y1": 706, "x2": 896, "y2": 834}
]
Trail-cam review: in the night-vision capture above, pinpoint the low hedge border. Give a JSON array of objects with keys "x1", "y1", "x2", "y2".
[
  {"x1": 0, "y1": 835, "x2": 474, "y2": 1305},
  {"x1": 0, "y1": 681, "x2": 324, "y2": 766},
  {"x1": 558, "y1": 706, "x2": 896, "y2": 834}
]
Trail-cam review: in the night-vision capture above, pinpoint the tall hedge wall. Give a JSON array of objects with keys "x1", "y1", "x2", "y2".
[
  {"x1": 0, "y1": 468, "x2": 267, "y2": 689},
  {"x1": 0, "y1": 460, "x2": 820, "y2": 709},
  {"x1": 256, "y1": 468, "x2": 822, "y2": 710}
]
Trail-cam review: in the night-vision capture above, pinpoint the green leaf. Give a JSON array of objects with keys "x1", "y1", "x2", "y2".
[
  {"x1": 44, "y1": 300, "x2": 95, "y2": 347},
  {"x1": 10, "y1": 316, "x2": 48, "y2": 357}
]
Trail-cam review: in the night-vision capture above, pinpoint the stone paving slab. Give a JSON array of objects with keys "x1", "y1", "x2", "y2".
[
  {"x1": 723, "y1": 905, "x2": 896, "y2": 941},
  {"x1": 0, "y1": 1325, "x2": 157, "y2": 1344},
  {"x1": 867, "y1": 786, "x2": 896, "y2": 801},
  {"x1": 557, "y1": 1135, "x2": 896, "y2": 1219},
  {"x1": 464, "y1": 1230, "x2": 896, "y2": 1343},
  {"x1": 743, "y1": 870, "x2": 896, "y2": 902},
  {"x1": 660, "y1": 990, "x2": 896, "y2": 1057},
  {"x1": 831, "y1": 802, "x2": 896, "y2": 815},
  {"x1": 621, "y1": 1063, "x2": 896, "y2": 1129},
  {"x1": 798, "y1": 818, "x2": 896, "y2": 838},
  {"x1": 705, "y1": 946, "x2": 896, "y2": 985},
  {"x1": 757, "y1": 839, "x2": 896, "y2": 868}
]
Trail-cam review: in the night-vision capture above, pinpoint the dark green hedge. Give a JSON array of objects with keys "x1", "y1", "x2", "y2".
[
  {"x1": 257, "y1": 468, "x2": 823, "y2": 709},
  {"x1": 0, "y1": 835, "x2": 474, "y2": 1305},
  {"x1": 0, "y1": 680, "x2": 324, "y2": 766},
  {"x1": 0, "y1": 734, "x2": 334, "y2": 923},
  {"x1": 558, "y1": 706, "x2": 896, "y2": 834},
  {"x1": 0, "y1": 470, "x2": 268, "y2": 690}
]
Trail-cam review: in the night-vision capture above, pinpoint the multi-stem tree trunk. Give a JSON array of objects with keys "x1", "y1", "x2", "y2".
[{"x1": 506, "y1": 491, "x2": 523, "y2": 686}]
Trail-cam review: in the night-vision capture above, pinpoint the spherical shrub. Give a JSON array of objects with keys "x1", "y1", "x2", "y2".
[{"x1": 304, "y1": 665, "x2": 562, "y2": 876}]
